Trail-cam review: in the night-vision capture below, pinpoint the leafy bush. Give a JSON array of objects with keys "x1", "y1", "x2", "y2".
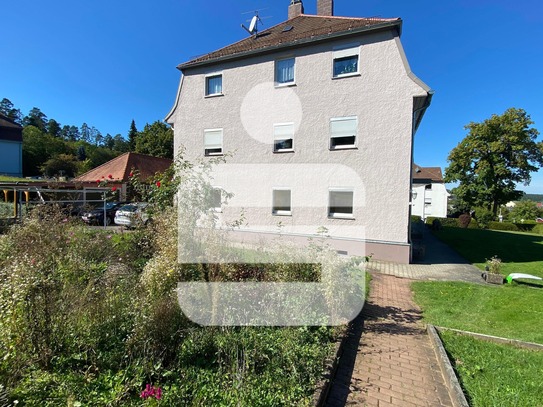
[
  {"x1": 532, "y1": 224, "x2": 543, "y2": 235},
  {"x1": 487, "y1": 221, "x2": 520, "y2": 232},
  {"x1": 411, "y1": 215, "x2": 422, "y2": 223},
  {"x1": 458, "y1": 213, "x2": 472, "y2": 228},
  {"x1": 514, "y1": 222, "x2": 536, "y2": 232},
  {"x1": 473, "y1": 207, "x2": 494, "y2": 229},
  {"x1": 467, "y1": 219, "x2": 479, "y2": 229},
  {"x1": 508, "y1": 200, "x2": 541, "y2": 223}
]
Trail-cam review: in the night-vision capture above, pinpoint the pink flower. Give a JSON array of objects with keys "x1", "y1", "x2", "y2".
[
  {"x1": 156, "y1": 181, "x2": 161, "y2": 188},
  {"x1": 96, "y1": 179, "x2": 101, "y2": 184},
  {"x1": 102, "y1": 176, "x2": 105, "y2": 179},
  {"x1": 111, "y1": 186, "x2": 117, "y2": 192},
  {"x1": 129, "y1": 171, "x2": 134, "y2": 177},
  {"x1": 108, "y1": 174, "x2": 113, "y2": 179}
]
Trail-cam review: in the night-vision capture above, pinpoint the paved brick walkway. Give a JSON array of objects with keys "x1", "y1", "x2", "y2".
[{"x1": 325, "y1": 273, "x2": 453, "y2": 406}]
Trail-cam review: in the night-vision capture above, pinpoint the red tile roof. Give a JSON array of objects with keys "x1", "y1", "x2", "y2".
[
  {"x1": 412, "y1": 164, "x2": 443, "y2": 183},
  {"x1": 75, "y1": 152, "x2": 172, "y2": 183},
  {"x1": 180, "y1": 14, "x2": 401, "y2": 69}
]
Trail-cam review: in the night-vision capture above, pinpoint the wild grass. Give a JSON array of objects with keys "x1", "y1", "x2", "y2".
[{"x1": 0, "y1": 205, "x2": 360, "y2": 405}]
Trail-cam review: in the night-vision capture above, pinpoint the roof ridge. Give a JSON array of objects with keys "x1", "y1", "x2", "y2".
[
  {"x1": 75, "y1": 152, "x2": 129, "y2": 180},
  {"x1": 298, "y1": 14, "x2": 399, "y2": 22}
]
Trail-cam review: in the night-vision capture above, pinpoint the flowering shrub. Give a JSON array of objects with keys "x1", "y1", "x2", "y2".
[
  {"x1": 486, "y1": 255, "x2": 502, "y2": 274},
  {"x1": 141, "y1": 384, "x2": 162, "y2": 401}
]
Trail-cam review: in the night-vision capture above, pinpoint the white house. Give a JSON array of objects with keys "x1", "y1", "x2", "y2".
[
  {"x1": 166, "y1": 0, "x2": 432, "y2": 263},
  {"x1": 411, "y1": 165, "x2": 449, "y2": 220}
]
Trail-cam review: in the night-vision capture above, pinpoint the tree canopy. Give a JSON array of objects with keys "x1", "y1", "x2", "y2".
[
  {"x1": 135, "y1": 121, "x2": 174, "y2": 159},
  {"x1": 444, "y1": 108, "x2": 543, "y2": 214},
  {"x1": 2, "y1": 97, "x2": 165, "y2": 178}
]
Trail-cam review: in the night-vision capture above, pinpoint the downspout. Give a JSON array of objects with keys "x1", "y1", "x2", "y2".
[{"x1": 408, "y1": 91, "x2": 434, "y2": 263}]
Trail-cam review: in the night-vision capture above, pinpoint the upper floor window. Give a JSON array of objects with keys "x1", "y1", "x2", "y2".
[
  {"x1": 333, "y1": 46, "x2": 359, "y2": 78},
  {"x1": 205, "y1": 74, "x2": 223, "y2": 96},
  {"x1": 273, "y1": 123, "x2": 294, "y2": 152},
  {"x1": 330, "y1": 116, "x2": 358, "y2": 150},
  {"x1": 275, "y1": 58, "x2": 295, "y2": 85},
  {"x1": 204, "y1": 129, "x2": 223, "y2": 156}
]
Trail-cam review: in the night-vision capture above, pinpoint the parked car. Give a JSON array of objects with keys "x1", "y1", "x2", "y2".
[
  {"x1": 82, "y1": 202, "x2": 129, "y2": 226},
  {"x1": 114, "y1": 203, "x2": 150, "y2": 228}
]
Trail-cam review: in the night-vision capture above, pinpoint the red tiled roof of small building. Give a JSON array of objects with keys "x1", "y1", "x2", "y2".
[{"x1": 75, "y1": 152, "x2": 172, "y2": 183}]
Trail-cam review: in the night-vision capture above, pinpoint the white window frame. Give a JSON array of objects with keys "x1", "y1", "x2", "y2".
[
  {"x1": 204, "y1": 128, "x2": 223, "y2": 156},
  {"x1": 275, "y1": 57, "x2": 296, "y2": 87},
  {"x1": 205, "y1": 73, "x2": 223, "y2": 97},
  {"x1": 273, "y1": 122, "x2": 294, "y2": 153},
  {"x1": 332, "y1": 44, "x2": 360, "y2": 78},
  {"x1": 272, "y1": 188, "x2": 292, "y2": 216},
  {"x1": 211, "y1": 187, "x2": 223, "y2": 212},
  {"x1": 328, "y1": 189, "x2": 354, "y2": 219},
  {"x1": 330, "y1": 116, "x2": 358, "y2": 150}
]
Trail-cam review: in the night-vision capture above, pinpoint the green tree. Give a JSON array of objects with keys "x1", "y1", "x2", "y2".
[
  {"x1": 113, "y1": 134, "x2": 130, "y2": 153},
  {"x1": 128, "y1": 119, "x2": 138, "y2": 151},
  {"x1": 0, "y1": 98, "x2": 22, "y2": 124},
  {"x1": 444, "y1": 108, "x2": 543, "y2": 214},
  {"x1": 508, "y1": 200, "x2": 542, "y2": 223},
  {"x1": 135, "y1": 121, "x2": 174, "y2": 159},
  {"x1": 41, "y1": 154, "x2": 78, "y2": 178},
  {"x1": 22, "y1": 107, "x2": 48, "y2": 131},
  {"x1": 60, "y1": 125, "x2": 80, "y2": 141},
  {"x1": 22, "y1": 126, "x2": 48, "y2": 176},
  {"x1": 46, "y1": 119, "x2": 61, "y2": 137}
]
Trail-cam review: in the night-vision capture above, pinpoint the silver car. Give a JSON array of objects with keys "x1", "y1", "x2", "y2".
[{"x1": 114, "y1": 203, "x2": 150, "y2": 228}]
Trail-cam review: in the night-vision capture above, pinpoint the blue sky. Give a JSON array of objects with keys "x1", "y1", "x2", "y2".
[{"x1": 2, "y1": 0, "x2": 542, "y2": 192}]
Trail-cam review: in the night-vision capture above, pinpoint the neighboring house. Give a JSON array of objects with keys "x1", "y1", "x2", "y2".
[
  {"x1": 166, "y1": 0, "x2": 432, "y2": 263},
  {"x1": 0, "y1": 113, "x2": 23, "y2": 178},
  {"x1": 74, "y1": 152, "x2": 172, "y2": 200},
  {"x1": 411, "y1": 164, "x2": 449, "y2": 220}
]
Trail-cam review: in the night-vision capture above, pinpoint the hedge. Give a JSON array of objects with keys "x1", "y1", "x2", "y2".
[{"x1": 487, "y1": 221, "x2": 520, "y2": 232}]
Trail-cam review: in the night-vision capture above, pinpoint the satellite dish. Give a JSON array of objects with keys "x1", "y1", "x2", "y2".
[
  {"x1": 249, "y1": 15, "x2": 258, "y2": 33},
  {"x1": 241, "y1": 12, "x2": 263, "y2": 36}
]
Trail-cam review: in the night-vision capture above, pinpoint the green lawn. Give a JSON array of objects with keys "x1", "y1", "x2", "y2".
[
  {"x1": 412, "y1": 281, "x2": 543, "y2": 344},
  {"x1": 433, "y1": 227, "x2": 543, "y2": 282},
  {"x1": 413, "y1": 227, "x2": 543, "y2": 406},
  {"x1": 439, "y1": 330, "x2": 543, "y2": 407}
]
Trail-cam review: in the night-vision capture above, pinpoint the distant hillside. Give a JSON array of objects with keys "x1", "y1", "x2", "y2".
[{"x1": 522, "y1": 194, "x2": 543, "y2": 202}]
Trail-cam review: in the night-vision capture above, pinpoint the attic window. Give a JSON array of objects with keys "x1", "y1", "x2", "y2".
[{"x1": 282, "y1": 25, "x2": 294, "y2": 32}]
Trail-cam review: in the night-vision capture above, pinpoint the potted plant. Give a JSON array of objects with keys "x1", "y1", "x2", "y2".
[{"x1": 483, "y1": 255, "x2": 504, "y2": 284}]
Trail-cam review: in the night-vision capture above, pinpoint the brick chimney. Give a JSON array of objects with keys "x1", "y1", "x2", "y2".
[
  {"x1": 317, "y1": 0, "x2": 334, "y2": 16},
  {"x1": 288, "y1": 0, "x2": 304, "y2": 19}
]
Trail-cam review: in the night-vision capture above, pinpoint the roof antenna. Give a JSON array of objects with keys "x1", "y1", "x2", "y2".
[{"x1": 241, "y1": 11, "x2": 264, "y2": 37}]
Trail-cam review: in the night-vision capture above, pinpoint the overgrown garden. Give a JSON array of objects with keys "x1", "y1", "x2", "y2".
[{"x1": 0, "y1": 157, "x2": 365, "y2": 405}]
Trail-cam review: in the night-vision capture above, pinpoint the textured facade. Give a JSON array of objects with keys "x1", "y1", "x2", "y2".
[{"x1": 167, "y1": 5, "x2": 432, "y2": 263}]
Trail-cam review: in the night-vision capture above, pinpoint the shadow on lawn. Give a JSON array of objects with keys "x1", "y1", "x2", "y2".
[{"x1": 431, "y1": 227, "x2": 543, "y2": 265}]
